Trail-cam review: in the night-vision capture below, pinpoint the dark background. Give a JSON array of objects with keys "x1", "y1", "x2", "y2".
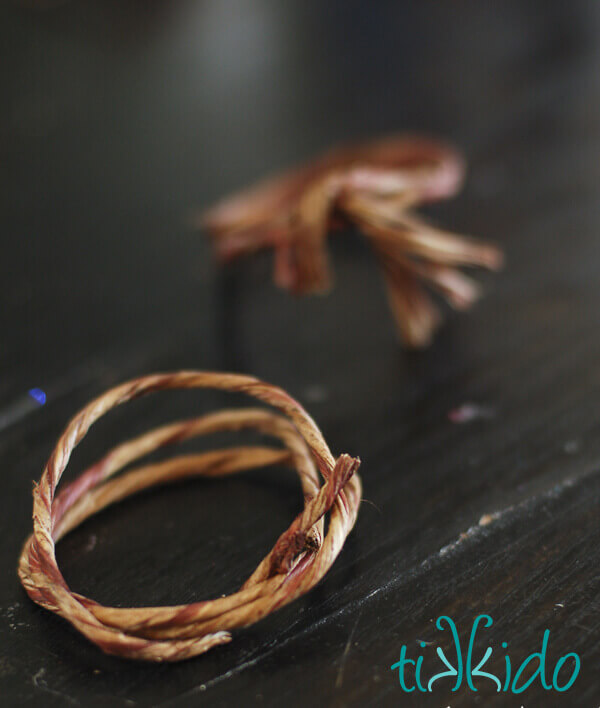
[{"x1": 2, "y1": 1, "x2": 600, "y2": 705}]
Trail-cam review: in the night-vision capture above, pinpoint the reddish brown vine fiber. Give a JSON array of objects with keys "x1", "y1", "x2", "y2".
[
  {"x1": 202, "y1": 134, "x2": 504, "y2": 347},
  {"x1": 18, "y1": 371, "x2": 361, "y2": 662}
]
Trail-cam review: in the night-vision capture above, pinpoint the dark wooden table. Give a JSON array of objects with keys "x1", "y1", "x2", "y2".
[{"x1": 2, "y1": 2, "x2": 600, "y2": 705}]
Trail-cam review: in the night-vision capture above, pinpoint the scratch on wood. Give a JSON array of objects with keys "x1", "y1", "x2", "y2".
[
  {"x1": 435, "y1": 474, "x2": 583, "y2": 561},
  {"x1": 336, "y1": 609, "x2": 362, "y2": 689}
]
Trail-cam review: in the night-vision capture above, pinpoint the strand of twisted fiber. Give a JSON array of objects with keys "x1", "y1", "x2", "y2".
[
  {"x1": 134, "y1": 470, "x2": 363, "y2": 640},
  {"x1": 18, "y1": 546, "x2": 232, "y2": 661},
  {"x1": 19, "y1": 469, "x2": 359, "y2": 657},
  {"x1": 44, "y1": 371, "x2": 334, "y2": 504},
  {"x1": 18, "y1": 537, "x2": 62, "y2": 611},
  {"x1": 368, "y1": 233, "x2": 495, "y2": 346},
  {"x1": 25, "y1": 414, "x2": 319, "y2": 629},
  {"x1": 256, "y1": 454, "x2": 360, "y2": 577},
  {"x1": 394, "y1": 255, "x2": 481, "y2": 311},
  {"x1": 50, "y1": 449, "x2": 310, "y2": 627},
  {"x1": 51, "y1": 408, "x2": 321, "y2": 538},
  {"x1": 21, "y1": 498, "x2": 276, "y2": 660},
  {"x1": 25, "y1": 444, "x2": 310, "y2": 626},
  {"x1": 324, "y1": 135, "x2": 465, "y2": 201},
  {"x1": 48, "y1": 390, "x2": 330, "y2": 528},
  {"x1": 288, "y1": 170, "x2": 350, "y2": 293},
  {"x1": 374, "y1": 246, "x2": 441, "y2": 346},
  {"x1": 21, "y1": 454, "x2": 360, "y2": 643},
  {"x1": 21, "y1": 437, "x2": 300, "y2": 610},
  {"x1": 334, "y1": 165, "x2": 455, "y2": 203},
  {"x1": 54, "y1": 448, "x2": 292, "y2": 540},
  {"x1": 101, "y1": 470, "x2": 362, "y2": 642},
  {"x1": 234, "y1": 437, "x2": 325, "y2": 587},
  {"x1": 19, "y1": 526, "x2": 285, "y2": 637},
  {"x1": 369, "y1": 234, "x2": 468, "y2": 321},
  {"x1": 343, "y1": 192, "x2": 502, "y2": 268},
  {"x1": 18, "y1": 447, "x2": 290, "y2": 608},
  {"x1": 226, "y1": 459, "x2": 362, "y2": 623},
  {"x1": 281, "y1": 167, "x2": 431, "y2": 292},
  {"x1": 19, "y1": 504, "x2": 347, "y2": 658},
  {"x1": 53, "y1": 408, "x2": 325, "y2": 592},
  {"x1": 157, "y1": 472, "x2": 363, "y2": 640},
  {"x1": 144, "y1": 457, "x2": 365, "y2": 638},
  {"x1": 203, "y1": 135, "x2": 464, "y2": 234},
  {"x1": 79, "y1": 455, "x2": 357, "y2": 634},
  {"x1": 89, "y1": 476, "x2": 361, "y2": 641},
  {"x1": 50, "y1": 408, "x2": 296, "y2": 527},
  {"x1": 275, "y1": 472, "x2": 361, "y2": 605},
  {"x1": 398, "y1": 211, "x2": 502, "y2": 269},
  {"x1": 31, "y1": 372, "x2": 334, "y2": 589},
  {"x1": 369, "y1": 236, "x2": 482, "y2": 312},
  {"x1": 278, "y1": 151, "x2": 466, "y2": 294},
  {"x1": 24, "y1": 398, "x2": 324, "y2": 648}
]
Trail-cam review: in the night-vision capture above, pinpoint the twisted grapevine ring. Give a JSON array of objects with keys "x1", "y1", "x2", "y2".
[{"x1": 18, "y1": 371, "x2": 361, "y2": 661}]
